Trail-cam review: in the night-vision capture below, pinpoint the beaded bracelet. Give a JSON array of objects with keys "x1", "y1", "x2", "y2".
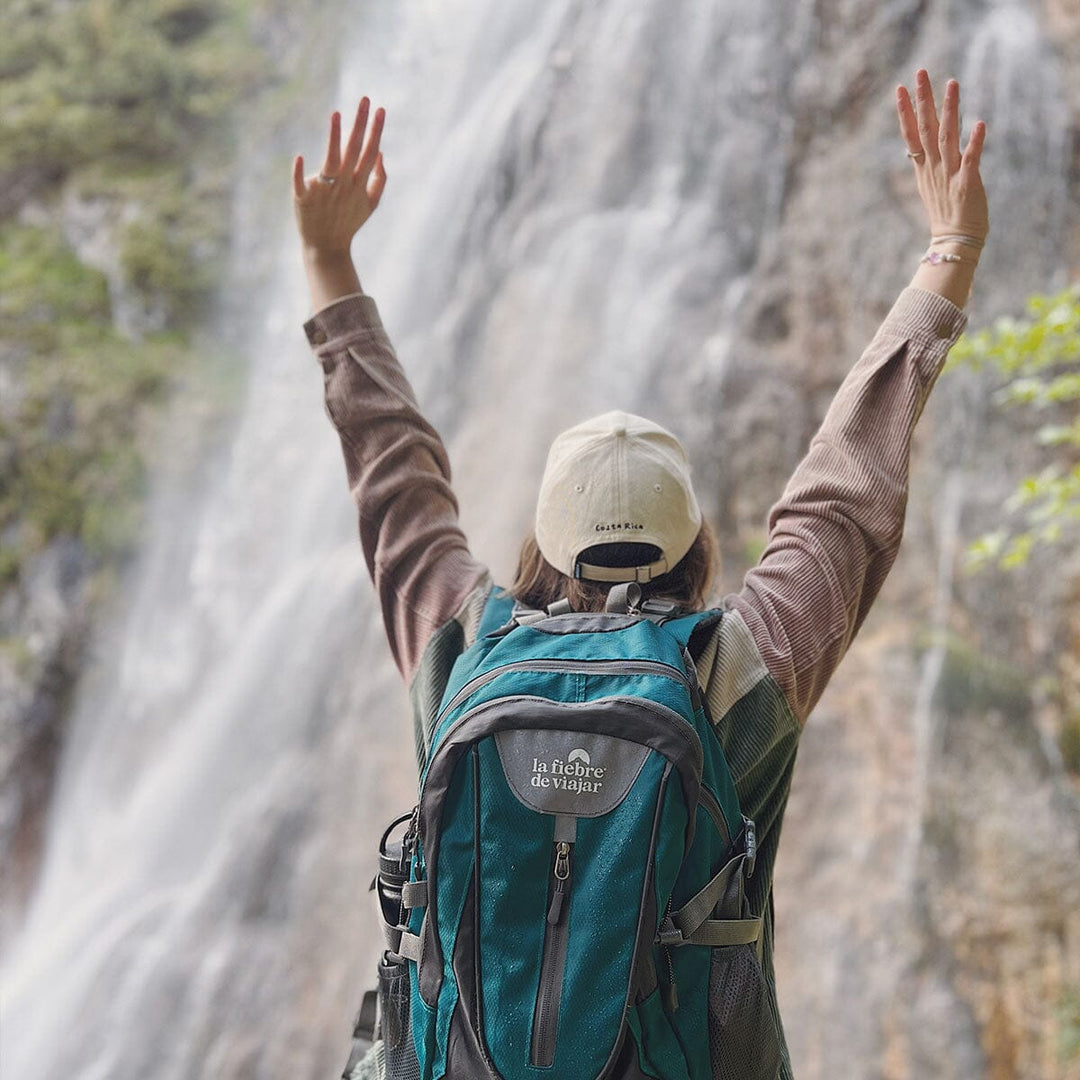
[{"x1": 920, "y1": 249, "x2": 971, "y2": 266}]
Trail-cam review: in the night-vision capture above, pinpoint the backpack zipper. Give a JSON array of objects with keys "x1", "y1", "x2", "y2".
[
  {"x1": 661, "y1": 893, "x2": 679, "y2": 1013},
  {"x1": 531, "y1": 839, "x2": 574, "y2": 1067},
  {"x1": 444, "y1": 654, "x2": 728, "y2": 848},
  {"x1": 439, "y1": 657, "x2": 696, "y2": 722},
  {"x1": 443, "y1": 658, "x2": 732, "y2": 846}
]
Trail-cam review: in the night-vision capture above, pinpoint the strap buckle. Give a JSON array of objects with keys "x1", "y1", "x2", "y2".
[{"x1": 656, "y1": 918, "x2": 685, "y2": 947}]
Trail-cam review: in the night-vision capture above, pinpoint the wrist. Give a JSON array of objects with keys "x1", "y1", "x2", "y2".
[
  {"x1": 303, "y1": 244, "x2": 354, "y2": 266},
  {"x1": 911, "y1": 241, "x2": 980, "y2": 309},
  {"x1": 301, "y1": 244, "x2": 362, "y2": 312}
]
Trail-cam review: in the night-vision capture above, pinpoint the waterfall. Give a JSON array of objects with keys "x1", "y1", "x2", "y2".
[
  {"x1": 2, "y1": 0, "x2": 1074, "y2": 1078},
  {"x1": 902, "y1": 470, "x2": 965, "y2": 889}
]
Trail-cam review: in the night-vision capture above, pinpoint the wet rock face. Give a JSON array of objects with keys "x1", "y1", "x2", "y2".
[
  {"x1": 686, "y1": 6, "x2": 1080, "y2": 1074},
  {"x1": 915, "y1": 708, "x2": 1080, "y2": 1077},
  {"x1": 0, "y1": 537, "x2": 92, "y2": 935},
  {"x1": 760, "y1": 262, "x2": 1080, "y2": 1080},
  {"x1": 773, "y1": 618, "x2": 1080, "y2": 1078}
]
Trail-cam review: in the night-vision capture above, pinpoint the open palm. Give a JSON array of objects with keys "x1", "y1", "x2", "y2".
[
  {"x1": 292, "y1": 98, "x2": 388, "y2": 255},
  {"x1": 896, "y1": 70, "x2": 989, "y2": 242}
]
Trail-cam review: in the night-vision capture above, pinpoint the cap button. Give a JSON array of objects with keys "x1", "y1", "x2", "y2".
[{"x1": 613, "y1": 424, "x2": 626, "y2": 437}]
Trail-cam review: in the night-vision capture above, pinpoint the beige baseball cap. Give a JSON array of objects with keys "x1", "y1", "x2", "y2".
[{"x1": 535, "y1": 411, "x2": 702, "y2": 583}]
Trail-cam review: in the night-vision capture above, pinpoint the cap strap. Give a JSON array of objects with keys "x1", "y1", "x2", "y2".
[{"x1": 574, "y1": 556, "x2": 670, "y2": 583}]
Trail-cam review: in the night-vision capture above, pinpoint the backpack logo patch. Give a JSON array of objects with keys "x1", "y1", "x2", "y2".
[
  {"x1": 531, "y1": 750, "x2": 606, "y2": 794},
  {"x1": 495, "y1": 729, "x2": 651, "y2": 817}
]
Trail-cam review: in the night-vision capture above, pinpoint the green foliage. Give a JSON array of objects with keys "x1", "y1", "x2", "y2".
[
  {"x1": 0, "y1": 223, "x2": 186, "y2": 583},
  {"x1": 949, "y1": 287, "x2": 1080, "y2": 571},
  {"x1": 1059, "y1": 986, "x2": 1080, "y2": 1068},
  {"x1": 0, "y1": 0, "x2": 265, "y2": 325},
  {"x1": 119, "y1": 195, "x2": 220, "y2": 324},
  {"x1": 0, "y1": 0, "x2": 262, "y2": 177},
  {"x1": 0, "y1": 224, "x2": 111, "y2": 333},
  {"x1": 0, "y1": 0, "x2": 266, "y2": 592},
  {"x1": 1060, "y1": 714, "x2": 1080, "y2": 776},
  {"x1": 740, "y1": 531, "x2": 768, "y2": 569},
  {"x1": 918, "y1": 629, "x2": 1032, "y2": 721}
]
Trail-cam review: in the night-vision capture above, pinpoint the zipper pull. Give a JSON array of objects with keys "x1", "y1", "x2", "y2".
[
  {"x1": 663, "y1": 960, "x2": 679, "y2": 1013},
  {"x1": 660, "y1": 894, "x2": 679, "y2": 1012},
  {"x1": 547, "y1": 842, "x2": 572, "y2": 924}
]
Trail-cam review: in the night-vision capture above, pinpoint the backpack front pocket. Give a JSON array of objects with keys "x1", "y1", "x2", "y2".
[{"x1": 470, "y1": 729, "x2": 679, "y2": 1080}]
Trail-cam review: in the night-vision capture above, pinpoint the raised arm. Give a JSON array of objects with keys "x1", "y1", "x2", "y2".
[
  {"x1": 293, "y1": 101, "x2": 489, "y2": 682},
  {"x1": 724, "y1": 70, "x2": 989, "y2": 725}
]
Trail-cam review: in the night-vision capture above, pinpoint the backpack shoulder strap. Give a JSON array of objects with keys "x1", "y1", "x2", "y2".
[
  {"x1": 477, "y1": 589, "x2": 517, "y2": 637},
  {"x1": 659, "y1": 608, "x2": 724, "y2": 663}
]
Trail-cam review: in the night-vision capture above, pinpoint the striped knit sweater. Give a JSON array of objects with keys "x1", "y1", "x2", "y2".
[{"x1": 304, "y1": 285, "x2": 967, "y2": 1079}]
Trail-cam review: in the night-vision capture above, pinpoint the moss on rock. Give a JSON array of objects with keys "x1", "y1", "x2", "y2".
[
  {"x1": 0, "y1": 222, "x2": 188, "y2": 584},
  {"x1": 0, "y1": 0, "x2": 269, "y2": 591},
  {"x1": 0, "y1": 0, "x2": 261, "y2": 177}
]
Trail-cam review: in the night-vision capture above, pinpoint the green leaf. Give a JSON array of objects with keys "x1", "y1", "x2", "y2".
[
  {"x1": 953, "y1": 285, "x2": 1080, "y2": 571},
  {"x1": 1000, "y1": 532, "x2": 1034, "y2": 569}
]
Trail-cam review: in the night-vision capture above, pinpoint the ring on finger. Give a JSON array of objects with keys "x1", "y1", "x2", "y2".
[
  {"x1": 906, "y1": 150, "x2": 925, "y2": 160},
  {"x1": 319, "y1": 173, "x2": 338, "y2": 184}
]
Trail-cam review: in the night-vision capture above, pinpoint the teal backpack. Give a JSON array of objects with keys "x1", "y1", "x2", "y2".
[{"x1": 351, "y1": 585, "x2": 780, "y2": 1080}]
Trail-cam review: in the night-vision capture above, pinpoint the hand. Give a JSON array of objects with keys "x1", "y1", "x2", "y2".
[
  {"x1": 293, "y1": 98, "x2": 387, "y2": 256},
  {"x1": 896, "y1": 71, "x2": 988, "y2": 243}
]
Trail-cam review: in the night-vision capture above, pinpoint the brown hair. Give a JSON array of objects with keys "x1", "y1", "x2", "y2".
[{"x1": 509, "y1": 521, "x2": 719, "y2": 613}]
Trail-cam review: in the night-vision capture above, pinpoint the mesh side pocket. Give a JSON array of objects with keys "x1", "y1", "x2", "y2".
[
  {"x1": 706, "y1": 944, "x2": 781, "y2": 1080},
  {"x1": 379, "y1": 957, "x2": 421, "y2": 1080}
]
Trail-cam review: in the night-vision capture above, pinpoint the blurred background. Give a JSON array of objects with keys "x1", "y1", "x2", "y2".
[{"x1": 2, "y1": 0, "x2": 1079, "y2": 1077}]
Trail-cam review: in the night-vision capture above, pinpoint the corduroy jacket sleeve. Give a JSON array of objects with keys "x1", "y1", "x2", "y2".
[
  {"x1": 304, "y1": 292, "x2": 490, "y2": 684},
  {"x1": 722, "y1": 286, "x2": 968, "y2": 726}
]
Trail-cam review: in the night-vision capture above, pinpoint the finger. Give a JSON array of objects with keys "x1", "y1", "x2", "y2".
[
  {"x1": 292, "y1": 155, "x2": 306, "y2": 199},
  {"x1": 896, "y1": 85, "x2": 924, "y2": 159},
  {"x1": 960, "y1": 119, "x2": 986, "y2": 178},
  {"x1": 938, "y1": 79, "x2": 961, "y2": 172},
  {"x1": 368, "y1": 152, "x2": 387, "y2": 208},
  {"x1": 320, "y1": 111, "x2": 342, "y2": 177},
  {"x1": 341, "y1": 97, "x2": 370, "y2": 175},
  {"x1": 914, "y1": 69, "x2": 941, "y2": 165},
  {"x1": 355, "y1": 107, "x2": 386, "y2": 183}
]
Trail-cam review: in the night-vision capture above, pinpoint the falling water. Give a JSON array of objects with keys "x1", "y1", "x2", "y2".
[
  {"x1": 902, "y1": 470, "x2": 966, "y2": 890},
  {"x1": 2, "y1": 0, "x2": 1073, "y2": 1077}
]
